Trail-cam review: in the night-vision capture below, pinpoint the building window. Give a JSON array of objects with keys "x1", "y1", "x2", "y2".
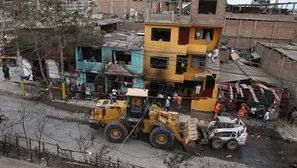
[
  {"x1": 86, "y1": 72, "x2": 97, "y2": 83},
  {"x1": 113, "y1": 50, "x2": 131, "y2": 65},
  {"x1": 150, "y1": 57, "x2": 169, "y2": 69},
  {"x1": 198, "y1": 0, "x2": 217, "y2": 14},
  {"x1": 195, "y1": 28, "x2": 214, "y2": 41},
  {"x1": 80, "y1": 47, "x2": 102, "y2": 62},
  {"x1": 151, "y1": 28, "x2": 171, "y2": 42},
  {"x1": 191, "y1": 56, "x2": 206, "y2": 68}
]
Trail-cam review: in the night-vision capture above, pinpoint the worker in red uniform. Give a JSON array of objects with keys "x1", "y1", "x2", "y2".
[
  {"x1": 238, "y1": 106, "x2": 247, "y2": 120},
  {"x1": 214, "y1": 102, "x2": 221, "y2": 120}
]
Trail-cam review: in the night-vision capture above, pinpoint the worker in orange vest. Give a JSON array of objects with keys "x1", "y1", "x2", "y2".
[
  {"x1": 214, "y1": 102, "x2": 221, "y2": 120},
  {"x1": 238, "y1": 106, "x2": 247, "y2": 120}
]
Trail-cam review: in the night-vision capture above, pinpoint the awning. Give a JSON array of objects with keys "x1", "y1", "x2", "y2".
[{"x1": 104, "y1": 64, "x2": 135, "y2": 77}]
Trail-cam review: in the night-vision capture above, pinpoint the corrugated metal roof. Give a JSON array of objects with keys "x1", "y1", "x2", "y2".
[
  {"x1": 258, "y1": 42, "x2": 297, "y2": 61},
  {"x1": 219, "y1": 61, "x2": 281, "y2": 87},
  {"x1": 103, "y1": 35, "x2": 144, "y2": 50}
]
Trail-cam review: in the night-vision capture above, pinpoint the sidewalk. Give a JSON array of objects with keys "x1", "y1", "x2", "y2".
[
  {"x1": 0, "y1": 157, "x2": 44, "y2": 168},
  {"x1": 0, "y1": 66, "x2": 38, "y2": 97}
]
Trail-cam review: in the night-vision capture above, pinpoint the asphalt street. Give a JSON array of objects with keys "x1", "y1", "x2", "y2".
[{"x1": 0, "y1": 95, "x2": 296, "y2": 168}]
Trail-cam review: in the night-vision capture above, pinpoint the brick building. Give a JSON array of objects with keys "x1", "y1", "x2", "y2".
[
  {"x1": 223, "y1": 2, "x2": 297, "y2": 49},
  {"x1": 94, "y1": 0, "x2": 146, "y2": 18},
  {"x1": 255, "y1": 42, "x2": 297, "y2": 109}
]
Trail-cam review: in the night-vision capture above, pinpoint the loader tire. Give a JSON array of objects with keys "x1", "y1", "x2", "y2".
[
  {"x1": 104, "y1": 121, "x2": 128, "y2": 143},
  {"x1": 226, "y1": 139, "x2": 239, "y2": 151},
  {"x1": 211, "y1": 138, "x2": 224, "y2": 149},
  {"x1": 149, "y1": 127, "x2": 174, "y2": 149}
]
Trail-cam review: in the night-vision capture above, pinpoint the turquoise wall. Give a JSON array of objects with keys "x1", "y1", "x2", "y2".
[
  {"x1": 75, "y1": 47, "x2": 103, "y2": 72},
  {"x1": 76, "y1": 46, "x2": 144, "y2": 89}
]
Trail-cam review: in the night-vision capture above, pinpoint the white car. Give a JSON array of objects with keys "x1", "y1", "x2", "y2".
[{"x1": 199, "y1": 116, "x2": 248, "y2": 150}]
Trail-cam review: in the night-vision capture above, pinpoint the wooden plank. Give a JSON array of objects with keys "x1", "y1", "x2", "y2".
[
  {"x1": 235, "y1": 19, "x2": 242, "y2": 48},
  {"x1": 251, "y1": 20, "x2": 257, "y2": 46},
  {"x1": 271, "y1": 22, "x2": 277, "y2": 43}
]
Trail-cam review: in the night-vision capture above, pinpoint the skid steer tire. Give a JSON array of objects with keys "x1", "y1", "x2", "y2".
[
  {"x1": 104, "y1": 121, "x2": 128, "y2": 143},
  {"x1": 149, "y1": 127, "x2": 174, "y2": 149},
  {"x1": 211, "y1": 138, "x2": 224, "y2": 149},
  {"x1": 226, "y1": 139, "x2": 239, "y2": 151}
]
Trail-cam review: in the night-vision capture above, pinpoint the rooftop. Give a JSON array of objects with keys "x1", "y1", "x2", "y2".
[
  {"x1": 103, "y1": 32, "x2": 144, "y2": 50},
  {"x1": 257, "y1": 42, "x2": 297, "y2": 61},
  {"x1": 219, "y1": 61, "x2": 281, "y2": 87}
]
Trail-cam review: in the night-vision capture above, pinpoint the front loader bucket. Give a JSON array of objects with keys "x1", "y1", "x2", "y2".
[{"x1": 183, "y1": 118, "x2": 199, "y2": 155}]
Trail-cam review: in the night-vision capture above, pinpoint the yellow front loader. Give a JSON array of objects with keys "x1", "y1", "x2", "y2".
[{"x1": 89, "y1": 88, "x2": 199, "y2": 155}]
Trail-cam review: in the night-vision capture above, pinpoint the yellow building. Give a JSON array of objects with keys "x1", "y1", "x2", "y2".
[{"x1": 143, "y1": 0, "x2": 226, "y2": 112}]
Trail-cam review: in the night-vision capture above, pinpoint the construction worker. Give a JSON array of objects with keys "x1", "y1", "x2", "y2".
[
  {"x1": 238, "y1": 106, "x2": 247, "y2": 120},
  {"x1": 214, "y1": 102, "x2": 221, "y2": 120}
]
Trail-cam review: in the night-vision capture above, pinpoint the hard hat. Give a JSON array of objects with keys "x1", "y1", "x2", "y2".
[{"x1": 167, "y1": 96, "x2": 171, "y2": 100}]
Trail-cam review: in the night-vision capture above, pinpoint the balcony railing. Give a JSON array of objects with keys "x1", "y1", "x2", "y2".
[{"x1": 145, "y1": 11, "x2": 190, "y2": 24}]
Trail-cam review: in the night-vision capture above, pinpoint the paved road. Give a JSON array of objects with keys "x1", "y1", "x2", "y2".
[{"x1": 0, "y1": 95, "x2": 296, "y2": 168}]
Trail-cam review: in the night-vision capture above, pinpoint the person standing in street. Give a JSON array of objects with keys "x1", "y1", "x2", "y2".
[
  {"x1": 214, "y1": 102, "x2": 221, "y2": 120},
  {"x1": 81, "y1": 83, "x2": 86, "y2": 100},
  {"x1": 165, "y1": 96, "x2": 171, "y2": 112},
  {"x1": 261, "y1": 111, "x2": 270, "y2": 129},
  {"x1": 2, "y1": 64, "x2": 10, "y2": 80},
  {"x1": 288, "y1": 106, "x2": 296, "y2": 124},
  {"x1": 177, "y1": 94, "x2": 182, "y2": 111},
  {"x1": 238, "y1": 106, "x2": 247, "y2": 120}
]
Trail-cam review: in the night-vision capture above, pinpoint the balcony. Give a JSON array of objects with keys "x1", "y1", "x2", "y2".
[{"x1": 76, "y1": 60, "x2": 103, "y2": 72}]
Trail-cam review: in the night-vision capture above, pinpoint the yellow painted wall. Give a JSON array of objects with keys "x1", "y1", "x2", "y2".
[
  {"x1": 144, "y1": 24, "x2": 221, "y2": 84},
  {"x1": 188, "y1": 27, "x2": 222, "y2": 51},
  {"x1": 191, "y1": 97, "x2": 217, "y2": 112}
]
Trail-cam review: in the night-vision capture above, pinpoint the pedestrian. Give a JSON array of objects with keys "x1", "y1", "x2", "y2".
[
  {"x1": 195, "y1": 84, "x2": 201, "y2": 97},
  {"x1": 165, "y1": 96, "x2": 170, "y2": 112},
  {"x1": 177, "y1": 94, "x2": 182, "y2": 111},
  {"x1": 289, "y1": 161, "x2": 297, "y2": 168},
  {"x1": 76, "y1": 84, "x2": 81, "y2": 101},
  {"x1": 289, "y1": 110, "x2": 297, "y2": 125},
  {"x1": 172, "y1": 91, "x2": 178, "y2": 106},
  {"x1": 214, "y1": 102, "x2": 221, "y2": 120},
  {"x1": 2, "y1": 64, "x2": 10, "y2": 80},
  {"x1": 97, "y1": 85, "x2": 103, "y2": 100},
  {"x1": 0, "y1": 108, "x2": 3, "y2": 123},
  {"x1": 238, "y1": 106, "x2": 247, "y2": 120},
  {"x1": 81, "y1": 83, "x2": 86, "y2": 100},
  {"x1": 261, "y1": 111, "x2": 270, "y2": 129},
  {"x1": 288, "y1": 106, "x2": 296, "y2": 124}
]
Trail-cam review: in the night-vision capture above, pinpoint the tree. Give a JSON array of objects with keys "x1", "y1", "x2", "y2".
[
  {"x1": 32, "y1": 108, "x2": 50, "y2": 154},
  {"x1": 2, "y1": 0, "x2": 104, "y2": 100},
  {"x1": 17, "y1": 103, "x2": 31, "y2": 149}
]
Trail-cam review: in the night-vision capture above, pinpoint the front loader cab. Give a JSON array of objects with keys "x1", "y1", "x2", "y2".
[{"x1": 125, "y1": 88, "x2": 150, "y2": 119}]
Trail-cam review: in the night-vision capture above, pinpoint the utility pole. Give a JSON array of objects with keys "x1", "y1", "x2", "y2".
[
  {"x1": 16, "y1": 30, "x2": 25, "y2": 96},
  {"x1": 59, "y1": 36, "x2": 66, "y2": 100}
]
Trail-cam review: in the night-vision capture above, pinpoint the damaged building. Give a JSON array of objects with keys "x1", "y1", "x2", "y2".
[
  {"x1": 143, "y1": 0, "x2": 226, "y2": 112},
  {"x1": 76, "y1": 32, "x2": 144, "y2": 94}
]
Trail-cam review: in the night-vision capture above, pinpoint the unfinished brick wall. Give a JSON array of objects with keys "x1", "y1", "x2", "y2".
[
  {"x1": 223, "y1": 13, "x2": 297, "y2": 49},
  {"x1": 190, "y1": 0, "x2": 226, "y2": 27},
  {"x1": 95, "y1": 0, "x2": 146, "y2": 17},
  {"x1": 259, "y1": 45, "x2": 297, "y2": 105}
]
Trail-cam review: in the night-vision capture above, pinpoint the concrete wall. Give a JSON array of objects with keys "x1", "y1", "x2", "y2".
[
  {"x1": 259, "y1": 44, "x2": 297, "y2": 104},
  {"x1": 224, "y1": 13, "x2": 297, "y2": 49}
]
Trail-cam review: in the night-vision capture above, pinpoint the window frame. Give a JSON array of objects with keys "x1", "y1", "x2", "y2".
[
  {"x1": 150, "y1": 56, "x2": 169, "y2": 69},
  {"x1": 151, "y1": 28, "x2": 171, "y2": 42}
]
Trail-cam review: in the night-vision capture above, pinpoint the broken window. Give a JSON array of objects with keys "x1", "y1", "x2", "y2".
[
  {"x1": 151, "y1": 28, "x2": 171, "y2": 42},
  {"x1": 79, "y1": 47, "x2": 102, "y2": 62},
  {"x1": 86, "y1": 72, "x2": 97, "y2": 83},
  {"x1": 150, "y1": 57, "x2": 169, "y2": 69},
  {"x1": 191, "y1": 56, "x2": 206, "y2": 68},
  {"x1": 112, "y1": 50, "x2": 131, "y2": 65},
  {"x1": 198, "y1": 0, "x2": 217, "y2": 14},
  {"x1": 195, "y1": 28, "x2": 214, "y2": 41}
]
